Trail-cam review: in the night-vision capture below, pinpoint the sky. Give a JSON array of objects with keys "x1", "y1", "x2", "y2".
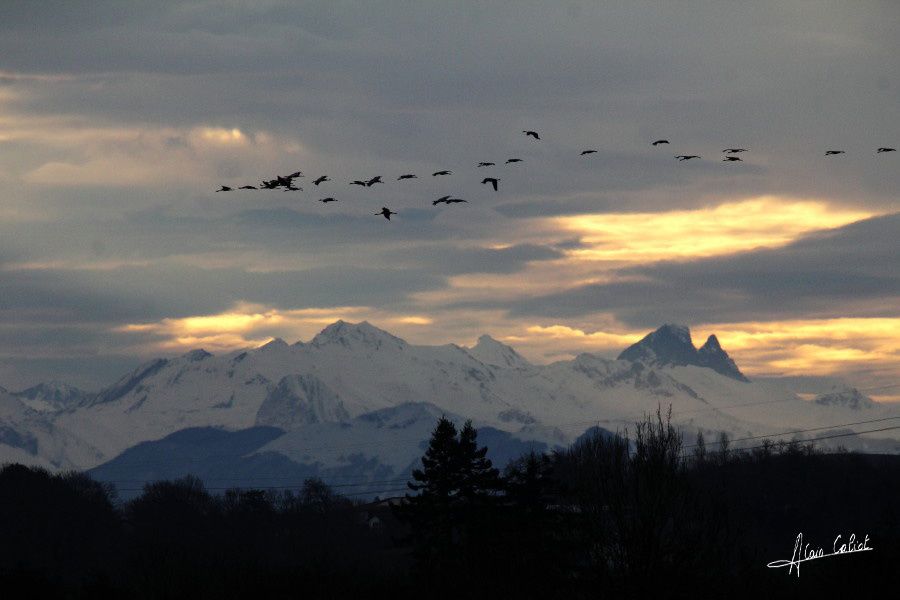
[{"x1": 0, "y1": 1, "x2": 898, "y2": 399}]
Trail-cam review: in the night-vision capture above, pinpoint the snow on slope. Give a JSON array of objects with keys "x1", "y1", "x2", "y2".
[
  {"x1": 12, "y1": 381, "x2": 91, "y2": 413},
  {"x1": 0, "y1": 389, "x2": 103, "y2": 469},
  {"x1": 5, "y1": 321, "x2": 899, "y2": 471}
]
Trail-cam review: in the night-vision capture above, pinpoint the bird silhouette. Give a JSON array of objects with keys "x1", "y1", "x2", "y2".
[
  {"x1": 477, "y1": 162, "x2": 495, "y2": 167},
  {"x1": 260, "y1": 180, "x2": 280, "y2": 189},
  {"x1": 432, "y1": 170, "x2": 452, "y2": 176},
  {"x1": 723, "y1": 156, "x2": 742, "y2": 162},
  {"x1": 651, "y1": 139, "x2": 669, "y2": 146},
  {"x1": 723, "y1": 148, "x2": 748, "y2": 153},
  {"x1": 505, "y1": 158, "x2": 523, "y2": 164},
  {"x1": 523, "y1": 130, "x2": 540, "y2": 140},
  {"x1": 350, "y1": 180, "x2": 367, "y2": 187},
  {"x1": 287, "y1": 171, "x2": 304, "y2": 178},
  {"x1": 675, "y1": 155, "x2": 701, "y2": 161},
  {"x1": 283, "y1": 185, "x2": 302, "y2": 191},
  {"x1": 397, "y1": 174, "x2": 417, "y2": 180},
  {"x1": 825, "y1": 150, "x2": 845, "y2": 156},
  {"x1": 482, "y1": 177, "x2": 499, "y2": 191},
  {"x1": 445, "y1": 198, "x2": 468, "y2": 204},
  {"x1": 366, "y1": 176, "x2": 383, "y2": 186},
  {"x1": 432, "y1": 195, "x2": 452, "y2": 205},
  {"x1": 238, "y1": 185, "x2": 257, "y2": 190},
  {"x1": 215, "y1": 186, "x2": 233, "y2": 192},
  {"x1": 877, "y1": 147, "x2": 896, "y2": 153},
  {"x1": 319, "y1": 197, "x2": 337, "y2": 203},
  {"x1": 580, "y1": 150, "x2": 598, "y2": 155},
  {"x1": 313, "y1": 175, "x2": 329, "y2": 185},
  {"x1": 376, "y1": 207, "x2": 397, "y2": 220}
]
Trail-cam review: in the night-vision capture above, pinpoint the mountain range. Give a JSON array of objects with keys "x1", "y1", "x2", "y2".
[{"x1": 1, "y1": 321, "x2": 897, "y2": 497}]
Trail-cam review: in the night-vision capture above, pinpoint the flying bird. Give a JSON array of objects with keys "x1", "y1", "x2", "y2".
[
  {"x1": 238, "y1": 185, "x2": 257, "y2": 190},
  {"x1": 376, "y1": 207, "x2": 397, "y2": 220},
  {"x1": 318, "y1": 197, "x2": 337, "y2": 203},
  {"x1": 283, "y1": 185, "x2": 302, "y2": 192},
  {"x1": 350, "y1": 180, "x2": 367, "y2": 187},
  {"x1": 877, "y1": 147, "x2": 896, "y2": 153},
  {"x1": 675, "y1": 155, "x2": 701, "y2": 161},
  {"x1": 505, "y1": 158, "x2": 523, "y2": 164},
  {"x1": 825, "y1": 150, "x2": 845, "y2": 156},
  {"x1": 523, "y1": 130, "x2": 540, "y2": 140},
  {"x1": 397, "y1": 174, "x2": 417, "y2": 180},
  {"x1": 432, "y1": 195, "x2": 452, "y2": 205},
  {"x1": 482, "y1": 177, "x2": 499, "y2": 191},
  {"x1": 287, "y1": 171, "x2": 304, "y2": 178},
  {"x1": 651, "y1": 139, "x2": 669, "y2": 146},
  {"x1": 580, "y1": 150, "x2": 598, "y2": 155},
  {"x1": 366, "y1": 176, "x2": 383, "y2": 186},
  {"x1": 313, "y1": 175, "x2": 329, "y2": 185},
  {"x1": 260, "y1": 180, "x2": 280, "y2": 189},
  {"x1": 477, "y1": 162, "x2": 495, "y2": 167},
  {"x1": 445, "y1": 198, "x2": 468, "y2": 204},
  {"x1": 432, "y1": 170, "x2": 452, "y2": 176},
  {"x1": 723, "y1": 148, "x2": 748, "y2": 153},
  {"x1": 215, "y1": 186, "x2": 233, "y2": 192},
  {"x1": 723, "y1": 156, "x2": 742, "y2": 162}
]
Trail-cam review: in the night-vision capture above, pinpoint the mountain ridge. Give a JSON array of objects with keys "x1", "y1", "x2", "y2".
[{"x1": 1, "y1": 320, "x2": 895, "y2": 474}]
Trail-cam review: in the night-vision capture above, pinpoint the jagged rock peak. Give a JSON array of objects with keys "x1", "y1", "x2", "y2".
[
  {"x1": 469, "y1": 335, "x2": 531, "y2": 368},
  {"x1": 618, "y1": 325, "x2": 748, "y2": 382},
  {"x1": 699, "y1": 334, "x2": 723, "y2": 353},
  {"x1": 618, "y1": 323, "x2": 696, "y2": 366},
  {"x1": 311, "y1": 320, "x2": 407, "y2": 350},
  {"x1": 697, "y1": 335, "x2": 749, "y2": 382}
]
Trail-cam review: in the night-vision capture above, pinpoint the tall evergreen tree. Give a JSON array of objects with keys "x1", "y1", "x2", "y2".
[
  {"x1": 398, "y1": 417, "x2": 501, "y2": 595},
  {"x1": 407, "y1": 416, "x2": 461, "y2": 501}
]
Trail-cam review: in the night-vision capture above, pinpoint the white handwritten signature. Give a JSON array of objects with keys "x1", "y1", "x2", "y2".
[{"x1": 767, "y1": 533, "x2": 873, "y2": 576}]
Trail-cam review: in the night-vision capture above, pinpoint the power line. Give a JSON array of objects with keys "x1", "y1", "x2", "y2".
[
  {"x1": 682, "y1": 414, "x2": 900, "y2": 449},
  {"x1": 727, "y1": 424, "x2": 900, "y2": 454},
  {"x1": 682, "y1": 424, "x2": 900, "y2": 458}
]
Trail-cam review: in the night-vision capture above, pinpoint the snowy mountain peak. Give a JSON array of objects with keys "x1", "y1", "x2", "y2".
[
  {"x1": 468, "y1": 335, "x2": 531, "y2": 369},
  {"x1": 311, "y1": 320, "x2": 407, "y2": 351},
  {"x1": 618, "y1": 325, "x2": 748, "y2": 382},
  {"x1": 13, "y1": 381, "x2": 89, "y2": 412},
  {"x1": 182, "y1": 349, "x2": 213, "y2": 362},
  {"x1": 814, "y1": 386, "x2": 876, "y2": 410},
  {"x1": 258, "y1": 338, "x2": 289, "y2": 351}
]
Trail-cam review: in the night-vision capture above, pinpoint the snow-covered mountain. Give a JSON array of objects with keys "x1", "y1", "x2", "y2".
[
  {"x1": 12, "y1": 381, "x2": 91, "y2": 413},
  {"x1": 2, "y1": 321, "x2": 898, "y2": 486}
]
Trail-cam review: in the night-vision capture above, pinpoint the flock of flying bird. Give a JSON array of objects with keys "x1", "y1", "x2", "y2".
[{"x1": 215, "y1": 131, "x2": 897, "y2": 220}]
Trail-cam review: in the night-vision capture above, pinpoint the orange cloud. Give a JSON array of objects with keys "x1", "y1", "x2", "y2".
[
  {"x1": 555, "y1": 197, "x2": 874, "y2": 263},
  {"x1": 115, "y1": 304, "x2": 434, "y2": 353}
]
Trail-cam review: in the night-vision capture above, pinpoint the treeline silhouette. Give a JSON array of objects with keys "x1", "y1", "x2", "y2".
[{"x1": 2, "y1": 407, "x2": 898, "y2": 599}]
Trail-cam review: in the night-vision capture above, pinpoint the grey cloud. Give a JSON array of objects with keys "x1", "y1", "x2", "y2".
[
  {"x1": 383, "y1": 243, "x2": 563, "y2": 275},
  {"x1": 1, "y1": 1, "x2": 899, "y2": 386},
  {"x1": 506, "y1": 213, "x2": 900, "y2": 326},
  {"x1": 0, "y1": 264, "x2": 444, "y2": 323}
]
